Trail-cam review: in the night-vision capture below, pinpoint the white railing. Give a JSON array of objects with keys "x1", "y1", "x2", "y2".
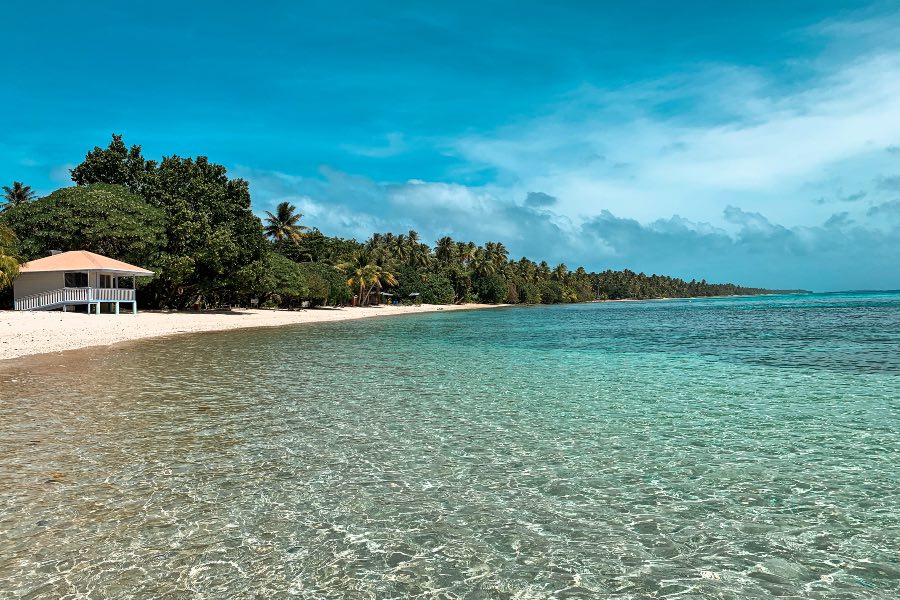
[
  {"x1": 14, "y1": 287, "x2": 135, "y2": 311},
  {"x1": 92, "y1": 288, "x2": 134, "y2": 301}
]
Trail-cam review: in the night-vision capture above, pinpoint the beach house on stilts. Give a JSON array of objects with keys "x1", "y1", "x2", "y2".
[{"x1": 12, "y1": 250, "x2": 153, "y2": 313}]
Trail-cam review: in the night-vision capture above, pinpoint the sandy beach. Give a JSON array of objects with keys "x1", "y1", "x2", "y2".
[{"x1": 0, "y1": 304, "x2": 500, "y2": 362}]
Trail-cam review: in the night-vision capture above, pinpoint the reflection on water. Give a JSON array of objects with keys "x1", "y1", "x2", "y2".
[{"x1": 1, "y1": 293, "x2": 899, "y2": 598}]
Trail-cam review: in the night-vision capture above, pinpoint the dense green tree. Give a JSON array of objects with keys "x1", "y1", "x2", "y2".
[
  {"x1": 472, "y1": 273, "x2": 509, "y2": 304},
  {"x1": 417, "y1": 274, "x2": 453, "y2": 304},
  {"x1": 518, "y1": 281, "x2": 542, "y2": 304},
  {"x1": 68, "y1": 135, "x2": 267, "y2": 307},
  {"x1": 70, "y1": 134, "x2": 154, "y2": 194},
  {"x1": 539, "y1": 280, "x2": 564, "y2": 304},
  {"x1": 0, "y1": 223, "x2": 19, "y2": 290},
  {"x1": 236, "y1": 252, "x2": 309, "y2": 307},
  {"x1": 2, "y1": 184, "x2": 166, "y2": 264},
  {"x1": 296, "y1": 262, "x2": 352, "y2": 306}
]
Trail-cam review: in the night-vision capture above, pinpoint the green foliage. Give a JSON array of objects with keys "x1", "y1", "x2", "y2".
[
  {"x1": 70, "y1": 134, "x2": 154, "y2": 194},
  {"x1": 0, "y1": 223, "x2": 20, "y2": 291},
  {"x1": 69, "y1": 135, "x2": 266, "y2": 307},
  {"x1": 539, "y1": 280, "x2": 564, "y2": 304},
  {"x1": 588, "y1": 269, "x2": 795, "y2": 299},
  {"x1": 296, "y1": 262, "x2": 351, "y2": 306},
  {"x1": 2, "y1": 181, "x2": 36, "y2": 210},
  {"x1": 2, "y1": 184, "x2": 166, "y2": 264},
  {"x1": 235, "y1": 252, "x2": 308, "y2": 307},
  {"x1": 389, "y1": 264, "x2": 425, "y2": 300},
  {"x1": 263, "y1": 201, "x2": 307, "y2": 243},
  {"x1": 518, "y1": 281, "x2": 541, "y2": 304},
  {"x1": 278, "y1": 228, "x2": 361, "y2": 264},
  {"x1": 420, "y1": 273, "x2": 455, "y2": 304},
  {"x1": 472, "y1": 273, "x2": 509, "y2": 304},
  {"x1": 338, "y1": 251, "x2": 398, "y2": 305}
]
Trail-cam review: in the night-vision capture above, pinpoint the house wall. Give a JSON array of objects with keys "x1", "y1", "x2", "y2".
[{"x1": 13, "y1": 272, "x2": 65, "y2": 300}]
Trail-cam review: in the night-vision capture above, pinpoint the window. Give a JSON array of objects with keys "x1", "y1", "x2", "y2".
[
  {"x1": 64, "y1": 272, "x2": 88, "y2": 288},
  {"x1": 99, "y1": 274, "x2": 113, "y2": 288}
]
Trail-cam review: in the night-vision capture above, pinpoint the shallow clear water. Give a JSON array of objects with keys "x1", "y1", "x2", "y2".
[{"x1": 1, "y1": 292, "x2": 899, "y2": 598}]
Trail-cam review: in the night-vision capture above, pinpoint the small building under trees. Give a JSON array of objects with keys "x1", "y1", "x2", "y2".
[{"x1": 13, "y1": 250, "x2": 153, "y2": 313}]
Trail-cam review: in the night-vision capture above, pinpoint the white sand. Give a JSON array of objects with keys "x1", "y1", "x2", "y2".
[{"x1": 0, "y1": 304, "x2": 500, "y2": 362}]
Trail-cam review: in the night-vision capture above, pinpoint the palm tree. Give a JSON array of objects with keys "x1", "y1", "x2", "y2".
[
  {"x1": 263, "y1": 201, "x2": 307, "y2": 243},
  {"x1": 457, "y1": 241, "x2": 477, "y2": 267},
  {"x1": 537, "y1": 261, "x2": 551, "y2": 281},
  {"x1": 1, "y1": 181, "x2": 35, "y2": 210},
  {"x1": 0, "y1": 224, "x2": 20, "y2": 289},
  {"x1": 484, "y1": 241, "x2": 509, "y2": 269},
  {"x1": 339, "y1": 252, "x2": 398, "y2": 305},
  {"x1": 392, "y1": 233, "x2": 410, "y2": 263},
  {"x1": 552, "y1": 263, "x2": 569, "y2": 282},
  {"x1": 435, "y1": 236, "x2": 456, "y2": 265},
  {"x1": 472, "y1": 247, "x2": 496, "y2": 277}
]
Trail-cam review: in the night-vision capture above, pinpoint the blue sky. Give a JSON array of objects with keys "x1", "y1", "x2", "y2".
[{"x1": 3, "y1": 1, "x2": 900, "y2": 291}]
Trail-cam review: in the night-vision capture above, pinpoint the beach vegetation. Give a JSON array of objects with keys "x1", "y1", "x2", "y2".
[
  {"x1": 264, "y1": 202, "x2": 308, "y2": 243},
  {"x1": 2, "y1": 181, "x2": 36, "y2": 211},
  {"x1": 0, "y1": 224, "x2": 20, "y2": 293},
  {"x1": 296, "y1": 262, "x2": 352, "y2": 306},
  {"x1": 2, "y1": 134, "x2": 790, "y2": 310},
  {"x1": 1, "y1": 184, "x2": 166, "y2": 266}
]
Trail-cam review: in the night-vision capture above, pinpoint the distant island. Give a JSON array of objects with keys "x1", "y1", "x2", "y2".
[{"x1": 1, "y1": 135, "x2": 797, "y2": 309}]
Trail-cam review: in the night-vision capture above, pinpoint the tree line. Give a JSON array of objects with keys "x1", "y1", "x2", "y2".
[{"x1": 0, "y1": 135, "x2": 797, "y2": 309}]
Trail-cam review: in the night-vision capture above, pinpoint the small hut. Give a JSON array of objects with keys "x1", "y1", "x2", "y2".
[{"x1": 12, "y1": 250, "x2": 153, "y2": 314}]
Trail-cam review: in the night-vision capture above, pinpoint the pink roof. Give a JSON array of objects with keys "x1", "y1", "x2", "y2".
[{"x1": 19, "y1": 251, "x2": 154, "y2": 275}]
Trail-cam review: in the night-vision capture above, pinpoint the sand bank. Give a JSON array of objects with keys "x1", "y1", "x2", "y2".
[{"x1": 0, "y1": 304, "x2": 500, "y2": 362}]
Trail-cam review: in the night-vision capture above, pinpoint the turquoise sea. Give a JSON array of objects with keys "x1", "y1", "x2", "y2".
[{"x1": 1, "y1": 292, "x2": 898, "y2": 598}]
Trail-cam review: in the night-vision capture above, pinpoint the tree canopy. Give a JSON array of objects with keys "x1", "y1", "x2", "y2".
[{"x1": 2, "y1": 184, "x2": 166, "y2": 265}]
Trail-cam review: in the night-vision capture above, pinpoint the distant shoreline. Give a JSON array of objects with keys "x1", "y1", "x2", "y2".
[
  {"x1": 588, "y1": 291, "x2": 812, "y2": 303},
  {"x1": 0, "y1": 303, "x2": 504, "y2": 363}
]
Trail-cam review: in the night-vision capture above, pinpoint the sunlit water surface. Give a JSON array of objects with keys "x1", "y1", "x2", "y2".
[{"x1": 1, "y1": 292, "x2": 899, "y2": 598}]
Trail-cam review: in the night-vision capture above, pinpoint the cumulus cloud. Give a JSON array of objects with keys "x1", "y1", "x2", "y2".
[
  {"x1": 445, "y1": 16, "x2": 900, "y2": 228},
  {"x1": 867, "y1": 200, "x2": 900, "y2": 219},
  {"x1": 524, "y1": 191, "x2": 557, "y2": 207},
  {"x1": 876, "y1": 175, "x2": 900, "y2": 191}
]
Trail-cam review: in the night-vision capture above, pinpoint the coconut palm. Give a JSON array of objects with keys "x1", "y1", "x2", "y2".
[
  {"x1": 392, "y1": 233, "x2": 410, "y2": 263},
  {"x1": 1, "y1": 181, "x2": 35, "y2": 211},
  {"x1": 471, "y1": 247, "x2": 496, "y2": 277},
  {"x1": 263, "y1": 202, "x2": 307, "y2": 243},
  {"x1": 484, "y1": 241, "x2": 509, "y2": 269},
  {"x1": 339, "y1": 252, "x2": 398, "y2": 305},
  {"x1": 537, "y1": 260, "x2": 551, "y2": 281},
  {"x1": 456, "y1": 241, "x2": 477, "y2": 267},
  {"x1": 435, "y1": 236, "x2": 456, "y2": 265},
  {"x1": 552, "y1": 263, "x2": 569, "y2": 282}
]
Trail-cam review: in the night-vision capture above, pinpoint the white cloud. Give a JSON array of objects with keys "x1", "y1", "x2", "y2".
[
  {"x1": 341, "y1": 132, "x2": 408, "y2": 158},
  {"x1": 449, "y1": 41, "x2": 900, "y2": 229},
  {"x1": 238, "y1": 10, "x2": 900, "y2": 291}
]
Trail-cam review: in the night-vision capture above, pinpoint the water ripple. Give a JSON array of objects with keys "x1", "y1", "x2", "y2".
[{"x1": 1, "y1": 293, "x2": 898, "y2": 598}]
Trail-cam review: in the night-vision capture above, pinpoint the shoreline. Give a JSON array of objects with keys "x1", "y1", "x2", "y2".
[{"x1": 0, "y1": 303, "x2": 504, "y2": 363}]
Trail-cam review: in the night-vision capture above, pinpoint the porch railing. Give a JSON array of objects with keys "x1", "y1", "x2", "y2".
[{"x1": 14, "y1": 287, "x2": 136, "y2": 311}]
